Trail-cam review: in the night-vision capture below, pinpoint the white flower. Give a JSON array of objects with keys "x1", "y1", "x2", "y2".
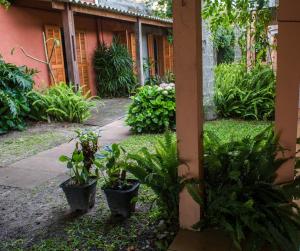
[{"x1": 160, "y1": 83, "x2": 168, "y2": 88}]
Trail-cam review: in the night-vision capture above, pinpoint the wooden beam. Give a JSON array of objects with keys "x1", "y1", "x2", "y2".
[
  {"x1": 174, "y1": 0, "x2": 203, "y2": 229},
  {"x1": 143, "y1": 25, "x2": 168, "y2": 37},
  {"x1": 71, "y1": 5, "x2": 137, "y2": 23},
  {"x1": 275, "y1": 6, "x2": 300, "y2": 183},
  {"x1": 62, "y1": 3, "x2": 80, "y2": 87},
  {"x1": 134, "y1": 18, "x2": 145, "y2": 85},
  {"x1": 278, "y1": 0, "x2": 300, "y2": 22},
  {"x1": 140, "y1": 18, "x2": 172, "y2": 28},
  {"x1": 51, "y1": 1, "x2": 65, "y2": 10}
]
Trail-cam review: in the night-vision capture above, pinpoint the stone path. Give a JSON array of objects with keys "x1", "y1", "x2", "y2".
[
  {"x1": 0, "y1": 119, "x2": 130, "y2": 189},
  {"x1": 85, "y1": 98, "x2": 132, "y2": 127}
]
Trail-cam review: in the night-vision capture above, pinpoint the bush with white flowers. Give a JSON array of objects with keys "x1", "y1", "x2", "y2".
[{"x1": 126, "y1": 83, "x2": 176, "y2": 133}]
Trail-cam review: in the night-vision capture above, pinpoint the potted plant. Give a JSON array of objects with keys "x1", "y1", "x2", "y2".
[
  {"x1": 59, "y1": 130, "x2": 100, "y2": 211},
  {"x1": 94, "y1": 144, "x2": 140, "y2": 218}
]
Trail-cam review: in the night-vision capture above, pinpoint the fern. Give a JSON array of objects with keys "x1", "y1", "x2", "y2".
[
  {"x1": 214, "y1": 62, "x2": 275, "y2": 120},
  {"x1": 126, "y1": 131, "x2": 181, "y2": 221},
  {"x1": 187, "y1": 127, "x2": 300, "y2": 251},
  {"x1": 27, "y1": 83, "x2": 95, "y2": 123}
]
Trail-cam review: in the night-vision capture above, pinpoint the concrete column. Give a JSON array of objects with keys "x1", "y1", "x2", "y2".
[
  {"x1": 173, "y1": 0, "x2": 203, "y2": 229},
  {"x1": 62, "y1": 3, "x2": 80, "y2": 88},
  {"x1": 275, "y1": 1, "x2": 300, "y2": 183},
  {"x1": 134, "y1": 18, "x2": 145, "y2": 85}
]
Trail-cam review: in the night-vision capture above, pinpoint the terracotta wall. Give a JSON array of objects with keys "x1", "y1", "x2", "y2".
[
  {"x1": 0, "y1": 6, "x2": 62, "y2": 89},
  {"x1": 0, "y1": 5, "x2": 136, "y2": 95},
  {"x1": 74, "y1": 16, "x2": 135, "y2": 95}
]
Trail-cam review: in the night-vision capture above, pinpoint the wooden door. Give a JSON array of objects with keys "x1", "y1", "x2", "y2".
[
  {"x1": 163, "y1": 36, "x2": 174, "y2": 74},
  {"x1": 147, "y1": 34, "x2": 155, "y2": 76},
  {"x1": 157, "y1": 36, "x2": 165, "y2": 76},
  {"x1": 75, "y1": 31, "x2": 89, "y2": 93},
  {"x1": 45, "y1": 25, "x2": 66, "y2": 84}
]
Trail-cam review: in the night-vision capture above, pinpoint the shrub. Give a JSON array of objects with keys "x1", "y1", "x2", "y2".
[
  {"x1": 0, "y1": 56, "x2": 35, "y2": 134},
  {"x1": 187, "y1": 128, "x2": 300, "y2": 251},
  {"x1": 214, "y1": 62, "x2": 275, "y2": 120},
  {"x1": 94, "y1": 40, "x2": 136, "y2": 97},
  {"x1": 28, "y1": 83, "x2": 95, "y2": 123},
  {"x1": 213, "y1": 26, "x2": 235, "y2": 64},
  {"x1": 126, "y1": 83, "x2": 175, "y2": 133}
]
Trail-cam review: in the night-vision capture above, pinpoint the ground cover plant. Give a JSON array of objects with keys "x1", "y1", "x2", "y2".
[
  {"x1": 187, "y1": 128, "x2": 300, "y2": 251},
  {"x1": 94, "y1": 40, "x2": 136, "y2": 98},
  {"x1": 28, "y1": 83, "x2": 95, "y2": 123},
  {"x1": 214, "y1": 62, "x2": 275, "y2": 120},
  {"x1": 0, "y1": 56, "x2": 35, "y2": 134},
  {"x1": 126, "y1": 83, "x2": 175, "y2": 133}
]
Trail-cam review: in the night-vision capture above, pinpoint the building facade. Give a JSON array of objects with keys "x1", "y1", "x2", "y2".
[{"x1": 0, "y1": 0, "x2": 173, "y2": 95}]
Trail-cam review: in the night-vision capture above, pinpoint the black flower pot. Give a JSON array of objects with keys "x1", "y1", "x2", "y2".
[
  {"x1": 60, "y1": 178, "x2": 97, "y2": 211},
  {"x1": 103, "y1": 179, "x2": 140, "y2": 218}
]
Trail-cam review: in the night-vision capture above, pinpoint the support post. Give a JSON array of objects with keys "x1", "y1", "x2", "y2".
[
  {"x1": 275, "y1": 1, "x2": 300, "y2": 183},
  {"x1": 174, "y1": 0, "x2": 203, "y2": 229},
  {"x1": 135, "y1": 18, "x2": 144, "y2": 85},
  {"x1": 62, "y1": 3, "x2": 80, "y2": 88}
]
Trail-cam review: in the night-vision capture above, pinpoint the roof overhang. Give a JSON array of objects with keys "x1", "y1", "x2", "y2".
[{"x1": 52, "y1": 0, "x2": 173, "y2": 28}]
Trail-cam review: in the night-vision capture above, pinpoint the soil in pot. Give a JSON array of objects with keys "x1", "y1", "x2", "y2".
[
  {"x1": 103, "y1": 179, "x2": 140, "y2": 218},
  {"x1": 60, "y1": 178, "x2": 97, "y2": 211}
]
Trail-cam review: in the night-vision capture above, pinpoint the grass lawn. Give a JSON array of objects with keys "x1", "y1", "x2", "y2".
[
  {"x1": 0, "y1": 119, "x2": 272, "y2": 251},
  {"x1": 120, "y1": 119, "x2": 272, "y2": 153},
  {"x1": 0, "y1": 131, "x2": 69, "y2": 167}
]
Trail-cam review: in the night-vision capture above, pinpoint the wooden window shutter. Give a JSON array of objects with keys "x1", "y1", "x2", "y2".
[
  {"x1": 75, "y1": 31, "x2": 90, "y2": 94},
  {"x1": 163, "y1": 36, "x2": 174, "y2": 74},
  {"x1": 45, "y1": 25, "x2": 66, "y2": 84},
  {"x1": 129, "y1": 32, "x2": 137, "y2": 73},
  {"x1": 147, "y1": 34, "x2": 155, "y2": 76}
]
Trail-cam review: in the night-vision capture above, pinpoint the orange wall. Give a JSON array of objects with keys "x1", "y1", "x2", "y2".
[
  {"x1": 0, "y1": 6, "x2": 135, "y2": 95},
  {"x1": 0, "y1": 6, "x2": 62, "y2": 89}
]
